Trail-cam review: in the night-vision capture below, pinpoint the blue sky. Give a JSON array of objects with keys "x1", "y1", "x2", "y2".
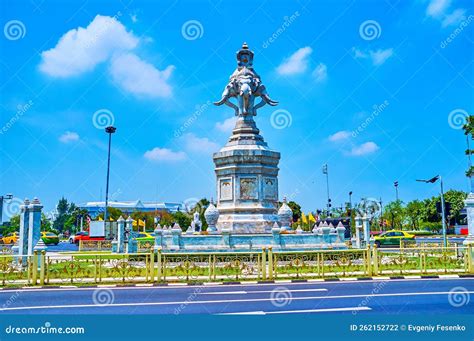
[{"x1": 0, "y1": 0, "x2": 473, "y2": 217}]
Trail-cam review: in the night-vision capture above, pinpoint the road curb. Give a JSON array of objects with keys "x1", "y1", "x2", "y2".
[{"x1": 0, "y1": 274, "x2": 470, "y2": 290}]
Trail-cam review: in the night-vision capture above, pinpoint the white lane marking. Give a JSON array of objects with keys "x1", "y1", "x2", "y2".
[
  {"x1": 202, "y1": 291, "x2": 248, "y2": 295},
  {"x1": 220, "y1": 306, "x2": 372, "y2": 315},
  {"x1": 1, "y1": 277, "x2": 472, "y2": 294},
  {"x1": 1, "y1": 290, "x2": 473, "y2": 312},
  {"x1": 439, "y1": 275, "x2": 460, "y2": 279},
  {"x1": 200, "y1": 288, "x2": 328, "y2": 295},
  {"x1": 339, "y1": 278, "x2": 358, "y2": 281}
]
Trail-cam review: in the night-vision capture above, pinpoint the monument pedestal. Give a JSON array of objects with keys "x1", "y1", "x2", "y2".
[{"x1": 213, "y1": 115, "x2": 280, "y2": 233}]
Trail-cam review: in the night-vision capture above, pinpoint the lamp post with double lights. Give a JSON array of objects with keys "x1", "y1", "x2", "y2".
[{"x1": 416, "y1": 175, "x2": 447, "y2": 247}]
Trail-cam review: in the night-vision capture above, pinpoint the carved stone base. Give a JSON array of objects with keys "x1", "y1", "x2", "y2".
[{"x1": 213, "y1": 115, "x2": 280, "y2": 234}]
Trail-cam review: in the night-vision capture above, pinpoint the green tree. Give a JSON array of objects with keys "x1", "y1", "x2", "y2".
[
  {"x1": 53, "y1": 197, "x2": 69, "y2": 231},
  {"x1": 286, "y1": 201, "x2": 302, "y2": 223},
  {"x1": 382, "y1": 200, "x2": 405, "y2": 229},
  {"x1": 443, "y1": 189, "x2": 467, "y2": 221},
  {"x1": 405, "y1": 200, "x2": 424, "y2": 229},
  {"x1": 172, "y1": 211, "x2": 192, "y2": 231}
]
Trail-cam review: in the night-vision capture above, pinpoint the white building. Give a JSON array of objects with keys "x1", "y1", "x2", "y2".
[{"x1": 79, "y1": 200, "x2": 184, "y2": 218}]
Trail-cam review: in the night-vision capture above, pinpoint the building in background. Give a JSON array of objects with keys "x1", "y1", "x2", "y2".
[{"x1": 79, "y1": 200, "x2": 184, "y2": 219}]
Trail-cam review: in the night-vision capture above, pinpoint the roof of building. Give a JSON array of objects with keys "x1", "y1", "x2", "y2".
[{"x1": 79, "y1": 200, "x2": 184, "y2": 211}]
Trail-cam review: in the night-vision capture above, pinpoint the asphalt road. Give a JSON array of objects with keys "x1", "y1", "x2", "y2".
[{"x1": 0, "y1": 278, "x2": 472, "y2": 315}]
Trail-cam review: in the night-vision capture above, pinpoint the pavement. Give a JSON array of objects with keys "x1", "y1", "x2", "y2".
[{"x1": 0, "y1": 278, "x2": 472, "y2": 315}]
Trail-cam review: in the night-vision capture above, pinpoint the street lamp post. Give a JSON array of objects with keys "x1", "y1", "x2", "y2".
[
  {"x1": 416, "y1": 175, "x2": 447, "y2": 248},
  {"x1": 348, "y1": 191, "x2": 353, "y2": 230},
  {"x1": 0, "y1": 194, "x2": 13, "y2": 225},
  {"x1": 322, "y1": 164, "x2": 330, "y2": 216},
  {"x1": 104, "y1": 126, "x2": 117, "y2": 225},
  {"x1": 394, "y1": 181, "x2": 399, "y2": 201}
]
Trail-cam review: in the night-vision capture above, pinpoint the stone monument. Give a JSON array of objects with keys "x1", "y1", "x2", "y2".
[{"x1": 213, "y1": 43, "x2": 280, "y2": 233}]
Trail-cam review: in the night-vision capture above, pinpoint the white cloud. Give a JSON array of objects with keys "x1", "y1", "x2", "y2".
[
  {"x1": 426, "y1": 0, "x2": 466, "y2": 27},
  {"x1": 144, "y1": 147, "x2": 186, "y2": 162},
  {"x1": 370, "y1": 48, "x2": 393, "y2": 66},
  {"x1": 109, "y1": 53, "x2": 174, "y2": 98},
  {"x1": 277, "y1": 47, "x2": 312, "y2": 75},
  {"x1": 39, "y1": 15, "x2": 174, "y2": 99},
  {"x1": 312, "y1": 63, "x2": 327, "y2": 82},
  {"x1": 39, "y1": 15, "x2": 138, "y2": 78},
  {"x1": 427, "y1": 0, "x2": 451, "y2": 18},
  {"x1": 353, "y1": 47, "x2": 393, "y2": 66},
  {"x1": 215, "y1": 116, "x2": 237, "y2": 133},
  {"x1": 328, "y1": 130, "x2": 350, "y2": 142},
  {"x1": 441, "y1": 8, "x2": 466, "y2": 27},
  {"x1": 182, "y1": 133, "x2": 219, "y2": 154},
  {"x1": 350, "y1": 142, "x2": 379, "y2": 156},
  {"x1": 59, "y1": 131, "x2": 80, "y2": 143}
]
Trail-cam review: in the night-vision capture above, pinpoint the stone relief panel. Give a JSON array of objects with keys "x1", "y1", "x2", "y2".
[
  {"x1": 240, "y1": 177, "x2": 258, "y2": 200},
  {"x1": 219, "y1": 178, "x2": 233, "y2": 201},
  {"x1": 263, "y1": 177, "x2": 277, "y2": 200}
]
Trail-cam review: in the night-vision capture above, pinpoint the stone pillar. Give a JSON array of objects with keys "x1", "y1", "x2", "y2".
[
  {"x1": 277, "y1": 198, "x2": 293, "y2": 232},
  {"x1": 321, "y1": 225, "x2": 330, "y2": 245},
  {"x1": 27, "y1": 198, "x2": 43, "y2": 255},
  {"x1": 113, "y1": 216, "x2": 125, "y2": 253},
  {"x1": 336, "y1": 222, "x2": 346, "y2": 244},
  {"x1": 362, "y1": 214, "x2": 370, "y2": 246},
  {"x1": 464, "y1": 193, "x2": 474, "y2": 245},
  {"x1": 154, "y1": 224, "x2": 163, "y2": 251},
  {"x1": 355, "y1": 216, "x2": 363, "y2": 248},
  {"x1": 13, "y1": 199, "x2": 30, "y2": 264},
  {"x1": 124, "y1": 216, "x2": 136, "y2": 253},
  {"x1": 171, "y1": 223, "x2": 182, "y2": 250}
]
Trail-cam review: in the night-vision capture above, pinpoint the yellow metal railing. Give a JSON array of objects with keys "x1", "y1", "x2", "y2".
[{"x1": 1, "y1": 244, "x2": 472, "y2": 286}]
